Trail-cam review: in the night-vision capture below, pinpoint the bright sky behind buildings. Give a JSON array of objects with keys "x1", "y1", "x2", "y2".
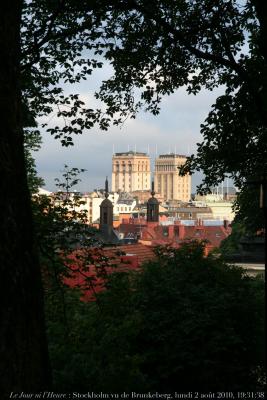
[{"x1": 35, "y1": 62, "x2": 224, "y2": 193}]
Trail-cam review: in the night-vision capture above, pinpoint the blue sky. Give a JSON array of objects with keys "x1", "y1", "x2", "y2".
[{"x1": 35, "y1": 63, "x2": 224, "y2": 193}]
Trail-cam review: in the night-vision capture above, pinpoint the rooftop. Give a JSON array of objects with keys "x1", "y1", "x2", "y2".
[
  {"x1": 157, "y1": 153, "x2": 187, "y2": 159},
  {"x1": 113, "y1": 151, "x2": 148, "y2": 157}
]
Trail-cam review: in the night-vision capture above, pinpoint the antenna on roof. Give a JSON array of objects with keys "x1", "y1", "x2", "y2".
[
  {"x1": 174, "y1": 145, "x2": 176, "y2": 156},
  {"x1": 128, "y1": 144, "x2": 130, "y2": 152},
  {"x1": 147, "y1": 144, "x2": 150, "y2": 155},
  {"x1": 134, "y1": 144, "x2": 137, "y2": 153}
]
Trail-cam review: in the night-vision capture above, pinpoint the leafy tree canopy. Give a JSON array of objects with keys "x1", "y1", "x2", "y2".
[
  {"x1": 24, "y1": 129, "x2": 45, "y2": 193},
  {"x1": 94, "y1": 0, "x2": 267, "y2": 190},
  {"x1": 46, "y1": 241, "x2": 265, "y2": 392},
  {"x1": 233, "y1": 184, "x2": 264, "y2": 232},
  {"x1": 22, "y1": 1, "x2": 267, "y2": 194}
]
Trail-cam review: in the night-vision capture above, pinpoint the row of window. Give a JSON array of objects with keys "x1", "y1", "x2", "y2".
[
  {"x1": 114, "y1": 163, "x2": 149, "y2": 171},
  {"x1": 155, "y1": 165, "x2": 177, "y2": 171},
  {"x1": 116, "y1": 206, "x2": 132, "y2": 212}
]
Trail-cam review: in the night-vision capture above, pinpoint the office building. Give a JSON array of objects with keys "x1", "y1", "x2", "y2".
[
  {"x1": 112, "y1": 151, "x2": 151, "y2": 192},
  {"x1": 154, "y1": 154, "x2": 191, "y2": 202}
]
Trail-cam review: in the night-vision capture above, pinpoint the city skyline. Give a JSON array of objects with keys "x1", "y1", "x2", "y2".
[{"x1": 35, "y1": 63, "x2": 224, "y2": 193}]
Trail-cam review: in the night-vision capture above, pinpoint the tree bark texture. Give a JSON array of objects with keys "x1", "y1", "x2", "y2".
[{"x1": 0, "y1": 1, "x2": 51, "y2": 396}]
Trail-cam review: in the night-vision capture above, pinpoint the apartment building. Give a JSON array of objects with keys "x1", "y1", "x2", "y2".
[
  {"x1": 154, "y1": 154, "x2": 191, "y2": 202},
  {"x1": 112, "y1": 151, "x2": 151, "y2": 192}
]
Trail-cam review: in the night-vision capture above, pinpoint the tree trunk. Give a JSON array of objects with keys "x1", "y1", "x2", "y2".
[{"x1": 0, "y1": 1, "x2": 51, "y2": 396}]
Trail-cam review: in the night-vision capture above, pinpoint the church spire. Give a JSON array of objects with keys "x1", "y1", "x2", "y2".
[
  {"x1": 105, "y1": 176, "x2": 109, "y2": 198},
  {"x1": 100, "y1": 176, "x2": 113, "y2": 228},
  {"x1": 147, "y1": 179, "x2": 159, "y2": 223},
  {"x1": 151, "y1": 180, "x2": 155, "y2": 197}
]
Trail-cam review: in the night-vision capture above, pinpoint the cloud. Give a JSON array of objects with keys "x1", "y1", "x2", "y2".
[{"x1": 35, "y1": 68, "x2": 225, "y2": 193}]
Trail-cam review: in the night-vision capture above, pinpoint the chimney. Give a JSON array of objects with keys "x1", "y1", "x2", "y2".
[
  {"x1": 168, "y1": 225, "x2": 174, "y2": 238},
  {"x1": 179, "y1": 224, "x2": 185, "y2": 239}
]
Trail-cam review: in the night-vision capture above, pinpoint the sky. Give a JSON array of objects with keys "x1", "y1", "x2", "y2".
[{"x1": 35, "y1": 63, "x2": 224, "y2": 193}]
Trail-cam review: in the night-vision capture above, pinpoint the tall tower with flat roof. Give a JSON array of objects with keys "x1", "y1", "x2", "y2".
[
  {"x1": 154, "y1": 154, "x2": 191, "y2": 202},
  {"x1": 112, "y1": 151, "x2": 151, "y2": 192}
]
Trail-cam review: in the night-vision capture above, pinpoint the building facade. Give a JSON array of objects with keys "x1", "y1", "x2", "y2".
[
  {"x1": 154, "y1": 154, "x2": 191, "y2": 202},
  {"x1": 70, "y1": 191, "x2": 119, "y2": 224},
  {"x1": 112, "y1": 151, "x2": 151, "y2": 192},
  {"x1": 194, "y1": 194, "x2": 236, "y2": 222}
]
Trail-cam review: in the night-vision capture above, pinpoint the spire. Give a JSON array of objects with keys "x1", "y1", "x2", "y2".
[
  {"x1": 100, "y1": 176, "x2": 113, "y2": 230},
  {"x1": 105, "y1": 176, "x2": 109, "y2": 198},
  {"x1": 151, "y1": 180, "x2": 155, "y2": 197},
  {"x1": 147, "y1": 179, "x2": 159, "y2": 223}
]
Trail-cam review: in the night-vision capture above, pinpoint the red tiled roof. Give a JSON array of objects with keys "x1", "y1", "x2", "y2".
[
  {"x1": 62, "y1": 223, "x2": 231, "y2": 301},
  {"x1": 104, "y1": 243, "x2": 156, "y2": 264},
  {"x1": 63, "y1": 243, "x2": 156, "y2": 301},
  {"x1": 121, "y1": 222, "x2": 230, "y2": 250},
  {"x1": 182, "y1": 225, "x2": 229, "y2": 248}
]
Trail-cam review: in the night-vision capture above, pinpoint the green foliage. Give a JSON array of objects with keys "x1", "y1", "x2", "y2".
[
  {"x1": 20, "y1": 1, "x2": 267, "y2": 234},
  {"x1": 33, "y1": 166, "x2": 90, "y2": 253},
  {"x1": 16, "y1": 3, "x2": 267, "y2": 393},
  {"x1": 33, "y1": 166, "x2": 102, "y2": 316},
  {"x1": 220, "y1": 187, "x2": 264, "y2": 255},
  {"x1": 24, "y1": 125, "x2": 45, "y2": 194},
  {"x1": 220, "y1": 222, "x2": 247, "y2": 256},
  {"x1": 21, "y1": 1, "x2": 267, "y2": 228},
  {"x1": 233, "y1": 185, "x2": 264, "y2": 232},
  {"x1": 21, "y1": 1, "x2": 115, "y2": 145},
  {"x1": 95, "y1": 1, "x2": 267, "y2": 190},
  {"x1": 54, "y1": 164, "x2": 86, "y2": 194},
  {"x1": 46, "y1": 241, "x2": 265, "y2": 392}
]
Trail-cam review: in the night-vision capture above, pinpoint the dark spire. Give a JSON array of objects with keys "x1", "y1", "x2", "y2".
[
  {"x1": 151, "y1": 180, "x2": 155, "y2": 197},
  {"x1": 100, "y1": 176, "x2": 113, "y2": 229},
  {"x1": 105, "y1": 176, "x2": 109, "y2": 198},
  {"x1": 147, "y1": 179, "x2": 159, "y2": 223}
]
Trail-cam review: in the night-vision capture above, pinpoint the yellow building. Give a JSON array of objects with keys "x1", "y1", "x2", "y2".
[
  {"x1": 154, "y1": 154, "x2": 191, "y2": 202},
  {"x1": 112, "y1": 151, "x2": 151, "y2": 192},
  {"x1": 194, "y1": 194, "x2": 235, "y2": 222}
]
